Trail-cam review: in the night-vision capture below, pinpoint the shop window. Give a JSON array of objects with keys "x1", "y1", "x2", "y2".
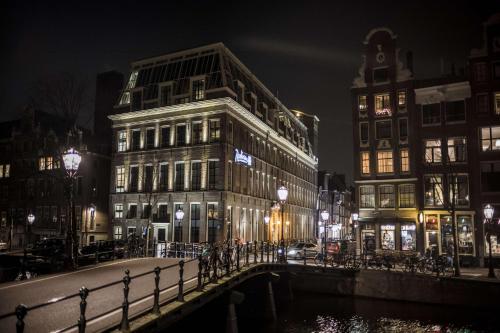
[
  {"x1": 376, "y1": 151, "x2": 393, "y2": 173},
  {"x1": 398, "y1": 184, "x2": 415, "y2": 208},
  {"x1": 360, "y1": 152, "x2": 370, "y2": 175},
  {"x1": 424, "y1": 175, "x2": 443, "y2": 207},
  {"x1": 486, "y1": 235, "x2": 500, "y2": 256},
  {"x1": 476, "y1": 94, "x2": 489, "y2": 114},
  {"x1": 457, "y1": 216, "x2": 474, "y2": 255},
  {"x1": 424, "y1": 139, "x2": 441, "y2": 163},
  {"x1": 375, "y1": 120, "x2": 392, "y2": 139},
  {"x1": 379, "y1": 185, "x2": 395, "y2": 208},
  {"x1": 448, "y1": 174, "x2": 469, "y2": 206},
  {"x1": 445, "y1": 100, "x2": 466, "y2": 122},
  {"x1": 375, "y1": 94, "x2": 391, "y2": 116},
  {"x1": 381, "y1": 225, "x2": 395, "y2": 250},
  {"x1": 400, "y1": 149, "x2": 409, "y2": 173},
  {"x1": 359, "y1": 186, "x2": 375, "y2": 208},
  {"x1": 440, "y1": 215, "x2": 454, "y2": 256},
  {"x1": 401, "y1": 225, "x2": 416, "y2": 251},
  {"x1": 358, "y1": 95, "x2": 368, "y2": 112},
  {"x1": 447, "y1": 137, "x2": 467, "y2": 163},
  {"x1": 481, "y1": 162, "x2": 500, "y2": 192},
  {"x1": 359, "y1": 122, "x2": 369, "y2": 145},
  {"x1": 422, "y1": 103, "x2": 440, "y2": 125},
  {"x1": 480, "y1": 126, "x2": 500, "y2": 151},
  {"x1": 425, "y1": 214, "x2": 439, "y2": 253}
]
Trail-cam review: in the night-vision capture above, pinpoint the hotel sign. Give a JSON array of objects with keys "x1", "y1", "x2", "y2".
[{"x1": 234, "y1": 149, "x2": 253, "y2": 167}]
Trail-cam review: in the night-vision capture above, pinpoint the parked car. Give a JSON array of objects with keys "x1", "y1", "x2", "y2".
[
  {"x1": 32, "y1": 238, "x2": 66, "y2": 258},
  {"x1": 287, "y1": 242, "x2": 319, "y2": 259}
]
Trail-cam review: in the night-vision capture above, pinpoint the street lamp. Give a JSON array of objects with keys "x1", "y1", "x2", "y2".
[
  {"x1": 175, "y1": 208, "x2": 184, "y2": 242},
  {"x1": 264, "y1": 215, "x2": 270, "y2": 241},
  {"x1": 62, "y1": 147, "x2": 81, "y2": 270},
  {"x1": 277, "y1": 185, "x2": 288, "y2": 263},
  {"x1": 484, "y1": 204, "x2": 496, "y2": 278},
  {"x1": 21, "y1": 213, "x2": 35, "y2": 280},
  {"x1": 321, "y1": 210, "x2": 329, "y2": 267}
]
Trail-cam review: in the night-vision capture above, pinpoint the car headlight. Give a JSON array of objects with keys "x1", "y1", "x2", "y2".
[{"x1": 288, "y1": 250, "x2": 297, "y2": 255}]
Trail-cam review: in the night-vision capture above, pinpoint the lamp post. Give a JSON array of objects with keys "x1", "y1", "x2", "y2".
[
  {"x1": 62, "y1": 147, "x2": 82, "y2": 270},
  {"x1": 484, "y1": 204, "x2": 496, "y2": 278},
  {"x1": 175, "y1": 208, "x2": 184, "y2": 242},
  {"x1": 264, "y1": 215, "x2": 270, "y2": 241},
  {"x1": 321, "y1": 210, "x2": 329, "y2": 267},
  {"x1": 22, "y1": 213, "x2": 35, "y2": 280},
  {"x1": 277, "y1": 185, "x2": 288, "y2": 263}
]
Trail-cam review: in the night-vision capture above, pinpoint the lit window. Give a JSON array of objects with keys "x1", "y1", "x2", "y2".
[
  {"x1": 46, "y1": 157, "x2": 53, "y2": 170},
  {"x1": 480, "y1": 126, "x2": 500, "y2": 151},
  {"x1": 358, "y1": 95, "x2": 368, "y2": 111},
  {"x1": 400, "y1": 149, "x2": 409, "y2": 172},
  {"x1": 425, "y1": 139, "x2": 441, "y2": 163},
  {"x1": 192, "y1": 79, "x2": 205, "y2": 101},
  {"x1": 375, "y1": 94, "x2": 391, "y2": 116},
  {"x1": 398, "y1": 91, "x2": 406, "y2": 110},
  {"x1": 39, "y1": 157, "x2": 46, "y2": 171},
  {"x1": 379, "y1": 185, "x2": 395, "y2": 208},
  {"x1": 377, "y1": 151, "x2": 393, "y2": 173},
  {"x1": 117, "y1": 130, "x2": 127, "y2": 152},
  {"x1": 398, "y1": 184, "x2": 415, "y2": 208},
  {"x1": 359, "y1": 186, "x2": 375, "y2": 208},
  {"x1": 115, "y1": 166, "x2": 125, "y2": 193},
  {"x1": 424, "y1": 175, "x2": 443, "y2": 207},
  {"x1": 0, "y1": 164, "x2": 10, "y2": 178},
  {"x1": 495, "y1": 92, "x2": 500, "y2": 115},
  {"x1": 447, "y1": 137, "x2": 467, "y2": 162},
  {"x1": 361, "y1": 152, "x2": 370, "y2": 175},
  {"x1": 449, "y1": 174, "x2": 469, "y2": 207},
  {"x1": 114, "y1": 226, "x2": 123, "y2": 240},
  {"x1": 209, "y1": 119, "x2": 220, "y2": 143},
  {"x1": 126, "y1": 70, "x2": 139, "y2": 89},
  {"x1": 119, "y1": 92, "x2": 131, "y2": 105},
  {"x1": 114, "y1": 204, "x2": 124, "y2": 218}
]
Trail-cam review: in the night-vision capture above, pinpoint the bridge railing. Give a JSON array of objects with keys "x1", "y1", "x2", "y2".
[{"x1": 0, "y1": 241, "x2": 283, "y2": 333}]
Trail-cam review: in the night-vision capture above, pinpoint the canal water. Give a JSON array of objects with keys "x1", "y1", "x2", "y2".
[{"x1": 241, "y1": 292, "x2": 500, "y2": 333}]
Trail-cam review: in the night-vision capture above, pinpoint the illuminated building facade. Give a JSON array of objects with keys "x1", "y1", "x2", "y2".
[{"x1": 109, "y1": 43, "x2": 318, "y2": 245}]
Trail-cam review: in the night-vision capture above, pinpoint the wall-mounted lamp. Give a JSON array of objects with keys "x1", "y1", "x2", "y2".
[{"x1": 418, "y1": 212, "x2": 424, "y2": 224}]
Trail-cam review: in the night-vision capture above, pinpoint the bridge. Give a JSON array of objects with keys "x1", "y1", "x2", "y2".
[{"x1": 1, "y1": 243, "x2": 499, "y2": 333}]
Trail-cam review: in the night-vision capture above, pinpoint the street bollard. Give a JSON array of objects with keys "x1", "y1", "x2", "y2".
[
  {"x1": 177, "y1": 260, "x2": 185, "y2": 302},
  {"x1": 120, "y1": 269, "x2": 131, "y2": 332},
  {"x1": 266, "y1": 243, "x2": 270, "y2": 263},
  {"x1": 236, "y1": 243, "x2": 240, "y2": 272},
  {"x1": 254, "y1": 241, "x2": 257, "y2": 263},
  {"x1": 152, "y1": 267, "x2": 161, "y2": 315},
  {"x1": 78, "y1": 286, "x2": 89, "y2": 333},
  {"x1": 15, "y1": 304, "x2": 27, "y2": 333},
  {"x1": 272, "y1": 244, "x2": 275, "y2": 263},
  {"x1": 197, "y1": 255, "x2": 203, "y2": 292},
  {"x1": 260, "y1": 241, "x2": 264, "y2": 263}
]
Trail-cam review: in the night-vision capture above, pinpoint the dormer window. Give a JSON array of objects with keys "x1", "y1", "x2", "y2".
[
  {"x1": 126, "y1": 70, "x2": 139, "y2": 89},
  {"x1": 358, "y1": 95, "x2": 368, "y2": 112},
  {"x1": 192, "y1": 79, "x2": 205, "y2": 101},
  {"x1": 119, "y1": 92, "x2": 130, "y2": 105},
  {"x1": 375, "y1": 94, "x2": 391, "y2": 116},
  {"x1": 398, "y1": 91, "x2": 406, "y2": 111}
]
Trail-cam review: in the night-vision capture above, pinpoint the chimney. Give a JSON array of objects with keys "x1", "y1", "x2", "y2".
[{"x1": 406, "y1": 51, "x2": 414, "y2": 74}]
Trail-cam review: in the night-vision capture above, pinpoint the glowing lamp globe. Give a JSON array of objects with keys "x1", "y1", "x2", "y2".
[
  {"x1": 175, "y1": 208, "x2": 184, "y2": 221},
  {"x1": 27, "y1": 213, "x2": 35, "y2": 225},
  {"x1": 277, "y1": 186, "x2": 288, "y2": 202},
  {"x1": 484, "y1": 204, "x2": 494, "y2": 220},
  {"x1": 320, "y1": 210, "x2": 329, "y2": 222},
  {"x1": 264, "y1": 215, "x2": 270, "y2": 224},
  {"x1": 62, "y1": 148, "x2": 81, "y2": 177}
]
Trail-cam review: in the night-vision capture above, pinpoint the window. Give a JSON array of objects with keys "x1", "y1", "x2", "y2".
[
  {"x1": 118, "y1": 130, "x2": 127, "y2": 152},
  {"x1": 128, "y1": 204, "x2": 137, "y2": 218},
  {"x1": 191, "y1": 161, "x2": 201, "y2": 190},
  {"x1": 227, "y1": 121, "x2": 233, "y2": 144},
  {"x1": 174, "y1": 203, "x2": 183, "y2": 242},
  {"x1": 473, "y1": 62, "x2": 487, "y2": 82},
  {"x1": 476, "y1": 94, "x2": 489, "y2": 114},
  {"x1": 146, "y1": 128, "x2": 155, "y2": 149},
  {"x1": 361, "y1": 152, "x2": 370, "y2": 175},
  {"x1": 401, "y1": 225, "x2": 416, "y2": 251},
  {"x1": 359, "y1": 186, "x2": 375, "y2": 208},
  {"x1": 208, "y1": 160, "x2": 219, "y2": 190},
  {"x1": 422, "y1": 103, "x2": 440, "y2": 125},
  {"x1": 119, "y1": 92, "x2": 130, "y2": 105},
  {"x1": 481, "y1": 126, "x2": 500, "y2": 151},
  {"x1": 114, "y1": 226, "x2": 123, "y2": 240},
  {"x1": 190, "y1": 203, "x2": 201, "y2": 243},
  {"x1": 398, "y1": 90, "x2": 406, "y2": 110},
  {"x1": 398, "y1": 118, "x2": 408, "y2": 141},
  {"x1": 114, "y1": 204, "x2": 123, "y2": 218},
  {"x1": 129, "y1": 166, "x2": 139, "y2": 192},
  {"x1": 142, "y1": 204, "x2": 151, "y2": 219},
  {"x1": 161, "y1": 126, "x2": 171, "y2": 147},
  {"x1": 176, "y1": 124, "x2": 186, "y2": 146},
  {"x1": 457, "y1": 216, "x2": 474, "y2": 255},
  {"x1": 158, "y1": 204, "x2": 168, "y2": 220},
  {"x1": 400, "y1": 149, "x2": 409, "y2": 172},
  {"x1": 159, "y1": 163, "x2": 169, "y2": 191},
  {"x1": 424, "y1": 175, "x2": 443, "y2": 206},
  {"x1": 360, "y1": 122, "x2": 369, "y2": 145},
  {"x1": 160, "y1": 85, "x2": 172, "y2": 106},
  {"x1": 127, "y1": 227, "x2": 136, "y2": 237},
  {"x1": 376, "y1": 151, "x2": 393, "y2": 173},
  {"x1": 228, "y1": 162, "x2": 233, "y2": 191},
  {"x1": 0, "y1": 164, "x2": 10, "y2": 178},
  {"x1": 192, "y1": 79, "x2": 205, "y2": 101},
  {"x1": 375, "y1": 120, "x2": 392, "y2": 140},
  {"x1": 132, "y1": 130, "x2": 141, "y2": 150},
  {"x1": 481, "y1": 162, "x2": 500, "y2": 192},
  {"x1": 116, "y1": 166, "x2": 125, "y2": 192},
  {"x1": 375, "y1": 94, "x2": 391, "y2": 116},
  {"x1": 192, "y1": 122, "x2": 202, "y2": 144},
  {"x1": 496, "y1": 92, "x2": 500, "y2": 115},
  {"x1": 131, "y1": 90, "x2": 142, "y2": 111},
  {"x1": 373, "y1": 68, "x2": 389, "y2": 84},
  {"x1": 175, "y1": 162, "x2": 185, "y2": 191},
  {"x1": 358, "y1": 95, "x2": 368, "y2": 112},
  {"x1": 209, "y1": 119, "x2": 220, "y2": 143},
  {"x1": 143, "y1": 165, "x2": 153, "y2": 192},
  {"x1": 379, "y1": 185, "x2": 395, "y2": 208},
  {"x1": 381, "y1": 225, "x2": 395, "y2": 250},
  {"x1": 447, "y1": 137, "x2": 467, "y2": 162},
  {"x1": 425, "y1": 139, "x2": 441, "y2": 163},
  {"x1": 398, "y1": 184, "x2": 415, "y2": 208},
  {"x1": 445, "y1": 100, "x2": 466, "y2": 122},
  {"x1": 39, "y1": 157, "x2": 45, "y2": 171},
  {"x1": 126, "y1": 70, "x2": 138, "y2": 89},
  {"x1": 46, "y1": 157, "x2": 53, "y2": 170},
  {"x1": 449, "y1": 174, "x2": 469, "y2": 206},
  {"x1": 207, "y1": 203, "x2": 218, "y2": 243}
]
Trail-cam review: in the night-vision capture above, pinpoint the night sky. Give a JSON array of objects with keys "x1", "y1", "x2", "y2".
[{"x1": 1, "y1": 0, "x2": 499, "y2": 183}]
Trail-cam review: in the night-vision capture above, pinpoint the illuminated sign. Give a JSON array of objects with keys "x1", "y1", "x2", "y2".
[{"x1": 234, "y1": 149, "x2": 252, "y2": 167}]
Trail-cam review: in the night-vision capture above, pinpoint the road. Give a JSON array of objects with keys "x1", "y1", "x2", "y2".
[{"x1": 0, "y1": 257, "x2": 198, "y2": 333}]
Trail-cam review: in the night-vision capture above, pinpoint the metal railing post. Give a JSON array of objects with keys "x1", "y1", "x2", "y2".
[
  {"x1": 236, "y1": 243, "x2": 240, "y2": 272},
  {"x1": 260, "y1": 241, "x2": 264, "y2": 263},
  {"x1": 177, "y1": 260, "x2": 185, "y2": 302},
  {"x1": 120, "y1": 269, "x2": 131, "y2": 332},
  {"x1": 152, "y1": 266, "x2": 161, "y2": 315},
  {"x1": 15, "y1": 304, "x2": 27, "y2": 333},
  {"x1": 245, "y1": 242, "x2": 249, "y2": 266},
  {"x1": 272, "y1": 244, "x2": 275, "y2": 263},
  {"x1": 266, "y1": 243, "x2": 270, "y2": 263},
  {"x1": 253, "y1": 241, "x2": 257, "y2": 263},
  {"x1": 78, "y1": 287, "x2": 89, "y2": 333},
  {"x1": 304, "y1": 248, "x2": 307, "y2": 266},
  {"x1": 226, "y1": 243, "x2": 231, "y2": 276},
  {"x1": 197, "y1": 255, "x2": 203, "y2": 291}
]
